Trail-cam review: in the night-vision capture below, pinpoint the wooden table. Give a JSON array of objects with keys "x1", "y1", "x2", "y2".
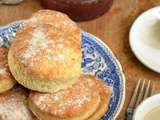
[{"x1": 1, "y1": 0, "x2": 160, "y2": 119}]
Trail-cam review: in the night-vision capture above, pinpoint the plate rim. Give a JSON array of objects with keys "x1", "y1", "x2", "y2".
[
  {"x1": 0, "y1": 20, "x2": 23, "y2": 30},
  {"x1": 129, "y1": 6, "x2": 160, "y2": 73},
  {"x1": 82, "y1": 31, "x2": 126, "y2": 120}
]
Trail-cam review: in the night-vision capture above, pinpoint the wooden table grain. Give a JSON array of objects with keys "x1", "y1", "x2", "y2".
[{"x1": 1, "y1": 0, "x2": 160, "y2": 119}]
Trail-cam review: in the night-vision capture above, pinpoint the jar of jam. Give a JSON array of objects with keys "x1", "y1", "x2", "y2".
[{"x1": 41, "y1": 0, "x2": 113, "y2": 21}]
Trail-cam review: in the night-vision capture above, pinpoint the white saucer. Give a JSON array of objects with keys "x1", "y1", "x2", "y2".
[
  {"x1": 130, "y1": 6, "x2": 160, "y2": 73},
  {"x1": 133, "y1": 94, "x2": 160, "y2": 120}
]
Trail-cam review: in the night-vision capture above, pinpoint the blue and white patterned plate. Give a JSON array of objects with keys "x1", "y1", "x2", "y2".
[{"x1": 0, "y1": 21, "x2": 125, "y2": 120}]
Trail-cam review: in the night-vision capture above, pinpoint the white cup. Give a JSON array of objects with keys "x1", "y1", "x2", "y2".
[{"x1": 133, "y1": 94, "x2": 160, "y2": 120}]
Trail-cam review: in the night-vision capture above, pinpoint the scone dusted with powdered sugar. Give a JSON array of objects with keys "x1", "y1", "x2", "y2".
[
  {"x1": 0, "y1": 85, "x2": 37, "y2": 120},
  {"x1": 8, "y1": 10, "x2": 82, "y2": 93},
  {"x1": 28, "y1": 75, "x2": 111, "y2": 120},
  {"x1": 23, "y1": 10, "x2": 81, "y2": 41},
  {"x1": 0, "y1": 48, "x2": 16, "y2": 93},
  {"x1": 6, "y1": 10, "x2": 112, "y2": 120}
]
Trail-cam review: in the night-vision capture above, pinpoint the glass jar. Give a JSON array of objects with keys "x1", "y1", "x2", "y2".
[{"x1": 41, "y1": 0, "x2": 113, "y2": 21}]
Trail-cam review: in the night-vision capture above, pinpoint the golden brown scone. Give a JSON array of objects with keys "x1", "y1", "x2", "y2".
[
  {"x1": 8, "y1": 23, "x2": 82, "y2": 93},
  {"x1": 0, "y1": 85, "x2": 37, "y2": 120},
  {"x1": 0, "y1": 48, "x2": 16, "y2": 93},
  {"x1": 28, "y1": 75, "x2": 111, "y2": 120},
  {"x1": 23, "y1": 10, "x2": 81, "y2": 42},
  {"x1": 88, "y1": 80, "x2": 111, "y2": 120}
]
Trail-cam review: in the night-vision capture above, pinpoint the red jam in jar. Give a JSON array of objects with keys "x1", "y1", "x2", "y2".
[{"x1": 41, "y1": 0, "x2": 113, "y2": 21}]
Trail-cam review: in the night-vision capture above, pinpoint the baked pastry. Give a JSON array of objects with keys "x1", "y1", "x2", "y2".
[
  {"x1": 8, "y1": 23, "x2": 82, "y2": 93},
  {"x1": 0, "y1": 85, "x2": 37, "y2": 120},
  {"x1": 0, "y1": 48, "x2": 16, "y2": 93},
  {"x1": 88, "y1": 79, "x2": 111, "y2": 120},
  {"x1": 28, "y1": 75, "x2": 111, "y2": 120},
  {"x1": 23, "y1": 10, "x2": 81, "y2": 42}
]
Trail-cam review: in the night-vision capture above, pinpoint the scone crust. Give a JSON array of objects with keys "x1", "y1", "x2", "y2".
[
  {"x1": 0, "y1": 86, "x2": 36, "y2": 120},
  {"x1": 8, "y1": 23, "x2": 82, "y2": 93},
  {"x1": 28, "y1": 75, "x2": 110, "y2": 120},
  {"x1": 88, "y1": 80, "x2": 111, "y2": 120},
  {"x1": 0, "y1": 48, "x2": 16, "y2": 93},
  {"x1": 23, "y1": 10, "x2": 81, "y2": 42}
]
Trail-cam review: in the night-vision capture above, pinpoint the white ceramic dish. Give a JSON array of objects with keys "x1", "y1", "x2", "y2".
[
  {"x1": 133, "y1": 94, "x2": 160, "y2": 120},
  {"x1": 130, "y1": 6, "x2": 160, "y2": 73}
]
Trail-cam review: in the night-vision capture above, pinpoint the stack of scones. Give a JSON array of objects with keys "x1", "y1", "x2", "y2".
[{"x1": 0, "y1": 10, "x2": 111, "y2": 120}]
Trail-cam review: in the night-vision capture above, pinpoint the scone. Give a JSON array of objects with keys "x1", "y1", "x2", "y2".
[
  {"x1": 88, "y1": 79, "x2": 111, "y2": 120},
  {"x1": 23, "y1": 10, "x2": 81, "y2": 42},
  {"x1": 0, "y1": 48, "x2": 16, "y2": 93},
  {"x1": 28, "y1": 75, "x2": 111, "y2": 120},
  {"x1": 8, "y1": 23, "x2": 82, "y2": 93},
  {"x1": 0, "y1": 85, "x2": 37, "y2": 120}
]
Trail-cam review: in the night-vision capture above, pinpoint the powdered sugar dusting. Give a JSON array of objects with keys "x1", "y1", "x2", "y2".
[
  {"x1": 0, "y1": 68, "x2": 7, "y2": 76},
  {"x1": 20, "y1": 27, "x2": 52, "y2": 67},
  {"x1": 20, "y1": 26, "x2": 67, "y2": 67},
  {"x1": 22, "y1": 27, "x2": 46, "y2": 60},
  {"x1": 0, "y1": 91, "x2": 34, "y2": 120},
  {"x1": 34, "y1": 77, "x2": 99, "y2": 116},
  {"x1": 25, "y1": 10, "x2": 77, "y2": 30}
]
